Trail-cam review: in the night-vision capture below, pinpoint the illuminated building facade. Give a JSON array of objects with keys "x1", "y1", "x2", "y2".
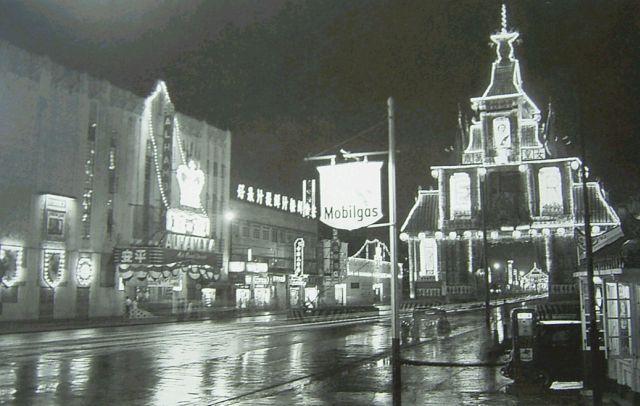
[
  {"x1": 336, "y1": 240, "x2": 392, "y2": 306},
  {"x1": 401, "y1": 12, "x2": 619, "y2": 302},
  {"x1": 0, "y1": 41, "x2": 230, "y2": 320},
  {"x1": 228, "y1": 195, "x2": 318, "y2": 309}
]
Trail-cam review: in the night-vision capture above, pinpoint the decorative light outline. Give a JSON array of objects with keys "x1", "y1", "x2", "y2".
[
  {"x1": 42, "y1": 247, "x2": 66, "y2": 288},
  {"x1": 0, "y1": 244, "x2": 23, "y2": 287},
  {"x1": 75, "y1": 256, "x2": 93, "y2": 287}
]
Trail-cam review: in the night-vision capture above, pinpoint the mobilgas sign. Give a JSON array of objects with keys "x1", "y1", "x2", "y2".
[{"x1": 317, "y1": 161, "x2": 383, "y2": 230}]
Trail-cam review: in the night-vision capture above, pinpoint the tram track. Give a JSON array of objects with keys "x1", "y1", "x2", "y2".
[{"x1": 211, "y1": 323, "x2": 483, "y2": 405}]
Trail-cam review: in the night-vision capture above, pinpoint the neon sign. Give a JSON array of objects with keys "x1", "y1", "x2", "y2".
[
  {"x1": 76, "y1": 257, "x2": 93, "y2": 287},
  {"x1": 294, "y1": 238, "x2": 305, "y2": 276},
  {"x1": 236, "y1": 184, "x2": 315, "y2": 219},
  {"x1": 0, "y1": 245, "x2": 23, "y2": 287},
  {"x1": 177, "y1": 160, "x2": 205, "y2": 209},
  {"x1": 166, "y1": 208, "x2": 210, "y2": 237}
]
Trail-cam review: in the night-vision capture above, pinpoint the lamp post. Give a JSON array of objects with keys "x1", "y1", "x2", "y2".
[{"x1": 479, "y1": 167, "x2": 491, "y2": 326}]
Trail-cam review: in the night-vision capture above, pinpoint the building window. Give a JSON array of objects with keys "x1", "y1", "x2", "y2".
[
  {"x1": 419, "y1": 238, "x2": 438, "y2": 280},
  {"x1": 242, "y1": 226, "x2": 249, "y2": 238},
  {"x1": 232, "y1": 223, "x2": 240, "y2": 237},
  {"x1": 605, "y1": 282, "x2": 632, "y2": 358},
  {"x1": 213, "y1": 162, "x2": 218, "y2": 177},
  {"x1": 221, "y1": 164, "x2": 226, "y2": 178},
  {"x1": 449, "y1": 172, "x2": 471, "y2": 218},
  {"x1": 46, "y1": 211, "x2": 65, "y2": 237},
  {"x1": 262, "y1": 228, "x2": 270, "y2": 240},
  {"x1": 538, "y1": 167, "x2": 563, "y2": 216},
  {"x1": 350, "y1": 282, "x2": 360, "y2": 289},
  {"x1": 271, "y1": 229, "x2": 278, "y2": 243},
  {"x1": 253, "y1": 227, "x2": 260, "y2": 239}
]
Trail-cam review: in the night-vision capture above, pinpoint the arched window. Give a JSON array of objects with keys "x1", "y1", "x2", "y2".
[
  {"x1": 538, "y1": 167, "x2": 563, "y2": 215},
  {"x1": 449, "y1": 172, "x2": 471, "y2": 218}
]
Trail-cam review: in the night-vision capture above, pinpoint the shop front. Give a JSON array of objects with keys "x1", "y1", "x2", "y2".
[
  {"x1": 288, "y1": 275, "x2": 307, "y2": 308},
  {"x1": 269, "y1": 273, "x2": 287, "y2": 309},
  {"x1": 574, "y1": 226, "x2": 640, "y2": 396},
  {"x1": 115, "y1": 246, "x2": 222, "y2": 316},
  {"x1": 229, "y1": 261, "x2": 278, "y2": 309}
]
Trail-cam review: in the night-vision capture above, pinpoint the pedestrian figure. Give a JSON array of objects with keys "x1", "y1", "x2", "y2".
[
  {"x1": 187, "y1": 301, "x2": 193, "y2": 319},
  {"x1": 124, "y1": 296, "x2": 132, "y2": 319},
  {"x1": 436, "y1": 310, "x2": 451, "y2": 336},
  {"x1": 131, "y1": 298, "x2": 138, "y2": 318}
]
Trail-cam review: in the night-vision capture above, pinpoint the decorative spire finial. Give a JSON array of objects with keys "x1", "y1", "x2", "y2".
[{"x1": 501, "y1": 4, "x2": 507, "y2": 33}]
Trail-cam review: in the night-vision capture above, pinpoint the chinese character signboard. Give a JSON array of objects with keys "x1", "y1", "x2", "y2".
[
  {"x1": 235, "y1": 183, "x2": 316, "y2": 219},
  {"x1": 113, "y1": 247, "x2": 164, "y2": 264},
  {"x1": 317, "y1": 161, "x2": 383, "y2": 230},
  {"x1": 294, "y1": 238, "x2": 305, "y2": 276}
]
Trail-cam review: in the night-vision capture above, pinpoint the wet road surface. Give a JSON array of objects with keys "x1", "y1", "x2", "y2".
[{"x1": 0, "y1": 305, "x2": 586, "y2": 405}]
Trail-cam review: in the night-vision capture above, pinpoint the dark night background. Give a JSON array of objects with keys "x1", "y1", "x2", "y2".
[{"x1": 1, "y1": 0, "x2": 638, "y2": 248}]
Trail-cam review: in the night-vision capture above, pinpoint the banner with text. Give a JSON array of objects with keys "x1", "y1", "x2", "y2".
[{"x1": 317, "y1": 161, "x2": 383, "y2": 230}]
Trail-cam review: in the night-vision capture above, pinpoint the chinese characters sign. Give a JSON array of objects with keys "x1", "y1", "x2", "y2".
[
  {"x1": 236, "y1": 184, "x2": 316, "y2": 219},
  {"x1": 294, "y1": 238, "x2": 305, "y2": 276},
  {"x1": 113, "y1": 247, "x2": 164, "y2": 264}
]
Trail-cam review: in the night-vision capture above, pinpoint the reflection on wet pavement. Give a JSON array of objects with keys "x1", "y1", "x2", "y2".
[{"x1": 0, "y1": 304, "x2": 584, "y2": 405}]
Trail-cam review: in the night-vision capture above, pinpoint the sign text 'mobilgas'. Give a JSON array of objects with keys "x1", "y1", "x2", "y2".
[{"x1": 323, "y1": 205, "x2": 380, "y2": 222}]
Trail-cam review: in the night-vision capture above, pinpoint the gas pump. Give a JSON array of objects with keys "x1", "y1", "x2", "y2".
[
  {"x1": 502, "y1": 308, "x2": 537, "y2": 384},
  {"x1": 513, "y1": 309, "x2": 535, "y2": 367},
  {"x1": 501, "y1": 307, "x2": 582, "y2": 387}
]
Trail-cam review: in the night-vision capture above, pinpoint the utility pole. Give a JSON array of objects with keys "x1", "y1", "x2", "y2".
[
  {"x1": 388, "y1": 97, "x2": 401, "y2": 405},
  {"x1": 480, "y1": 169, "x2": 491, "y2": 327},
  {"x1": 580, "y1": 118, "x2": 603, "y2": 406}
]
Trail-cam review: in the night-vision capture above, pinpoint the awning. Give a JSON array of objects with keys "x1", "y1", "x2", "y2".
[
  {"x1": 118, "y1": 262, "x2": 220, "y2": 282},
  {"x1": 114, "y1": 246, "x2": 223, "y2": 282}
]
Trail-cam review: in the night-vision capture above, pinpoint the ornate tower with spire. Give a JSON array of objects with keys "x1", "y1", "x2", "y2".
[
  {"x1": 400, "y1": 5, "x2": 619, "y2": 303},
  {"x1": 463, "y1": 4, "x2": 545, "y2": 166}
]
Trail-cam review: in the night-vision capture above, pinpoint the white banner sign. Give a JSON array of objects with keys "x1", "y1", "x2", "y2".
[{"x1": 317, "y1": 161, "x2": 383, "y2": 230}]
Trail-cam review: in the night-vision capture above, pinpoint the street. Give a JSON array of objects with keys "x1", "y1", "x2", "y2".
[{"x1": 0, "y1": 303, "x2": 587, "y2": 405}]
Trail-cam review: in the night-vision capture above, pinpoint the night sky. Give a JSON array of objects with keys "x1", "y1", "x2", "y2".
[{"x1": 1, "y1": 0, "x2": 638, "y2": 246}]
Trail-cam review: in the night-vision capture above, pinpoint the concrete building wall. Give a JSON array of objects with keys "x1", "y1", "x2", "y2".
[{"x1": 0, "y1": 40, "x2": 230, "y2": 321}]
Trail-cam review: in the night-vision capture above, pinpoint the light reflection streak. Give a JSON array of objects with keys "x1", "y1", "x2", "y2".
[
  {"x1": 68, "y1": 357, "x2": 90, "y2": 392},
  {"x1": 494, "y1": 307, "x2": 505, "y2": 343}
]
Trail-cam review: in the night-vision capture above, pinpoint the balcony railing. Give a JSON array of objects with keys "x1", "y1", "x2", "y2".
[{"x1": 579, "y1": 255, "x2": 623, "y2": 273}]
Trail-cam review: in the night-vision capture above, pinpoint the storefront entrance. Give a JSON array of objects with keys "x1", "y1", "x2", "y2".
[
  {"x1": 335, "y1": 283, "x2": 346, "y2": 305},
  {"x1": 254, "y1": 287, "x2": 271, "y2": 307},
  {"x1": 373, "y1": 282, "x2": 383, "y2": 303},
  {"x1": 236, "y1": 288, "x2": 251, "y2": 308}
]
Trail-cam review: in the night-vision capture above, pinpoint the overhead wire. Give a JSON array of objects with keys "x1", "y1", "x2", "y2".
[{"x1": 309, "y1": 119, "x2": 386, "y2": 158}]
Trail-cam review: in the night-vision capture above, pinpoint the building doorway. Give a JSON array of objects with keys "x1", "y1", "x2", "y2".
[
  {"x1": 373, "y1": 282, "x2": 383, "y2": 303},
  {"x1": 236, "y1": 288, "x2": 251, "y2": 309},
  {"x1": 335, "y1": 283, "x2": 346, "y2": 306}
]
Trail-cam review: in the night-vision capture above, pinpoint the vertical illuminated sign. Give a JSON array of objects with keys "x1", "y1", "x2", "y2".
[
  {"x1": 161, "y1": 111, "x2": 174, "y2": 220},
  {"x1": 294, "y1": 238, "x2": 305, "y2": 276}
]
